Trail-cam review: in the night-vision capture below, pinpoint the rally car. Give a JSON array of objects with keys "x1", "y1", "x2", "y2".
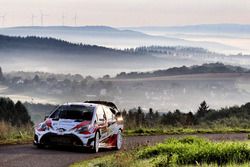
[{"x1": 34, "y1": 101, "x2": 123, "y2": 153}]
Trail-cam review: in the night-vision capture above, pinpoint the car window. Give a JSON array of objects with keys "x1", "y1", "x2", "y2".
[
  {"x1": 96, "y1": 106, "x2": 106, "y2": 122},
  {"x1": 103, "y1": 106, "x2": 115, "y2": 122},
  {"x1": 50, "y1": 105, "x2": 94, "y2": 121}
]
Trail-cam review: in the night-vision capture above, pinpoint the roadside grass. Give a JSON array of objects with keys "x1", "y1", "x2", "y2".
[
  {"x1": 125, "y1": 127, "x2": 250, "y2": 136},
  {"x1": 71, "y1": 137, "x2": 250, "y2": 167},
  {"x1": 0, "y1": 121, "x2": 33, "y2": 145},
  {"x1": 0, "y1": 121, "x2": 249, "y2": 145}
]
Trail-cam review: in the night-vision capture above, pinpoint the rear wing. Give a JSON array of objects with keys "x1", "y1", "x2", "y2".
[{"x1": 84, "y1": 101, "x2": 118, "y2": 110}]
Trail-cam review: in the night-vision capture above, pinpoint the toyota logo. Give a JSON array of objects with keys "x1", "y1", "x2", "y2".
[{"x1": 57, "y1": 128, "x2": 65, "y2": 132}]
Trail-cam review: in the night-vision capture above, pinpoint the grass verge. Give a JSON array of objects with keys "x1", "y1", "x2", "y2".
[
  {"x1": 71, "y1": 137, "x2": 250, "y2": 167},
  {"x1": 125, "y1": 127, "x2": 250, "y2": 136},
  {"x1": 0, "y1": 121, "x2": 33, "y2": 145},
  {"x1": 0, "y1": 123, "x2": 250, "y2": 145}
]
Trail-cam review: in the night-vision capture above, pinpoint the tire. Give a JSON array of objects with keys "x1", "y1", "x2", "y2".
[
  {"x1": 36, "y1": 144, "x2": 45, "y2": 149},
  {"x1": 91, "y1": 132, "x2": 100, "y2": 153},
  {"x1": 115, "y1": 129, "x2": 123, "y2": 150}
]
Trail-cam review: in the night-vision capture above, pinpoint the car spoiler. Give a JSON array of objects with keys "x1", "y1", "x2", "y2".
[{"x1": 84, "y1": 101, "x2": 118, "y2": 110}]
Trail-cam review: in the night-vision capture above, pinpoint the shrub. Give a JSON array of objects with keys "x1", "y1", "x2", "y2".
[
  {"x1": 0, "y1": 121, "x2": 33, "y2": 144},
  {"x1": 138, "y1": 136, "x2": 250, "y2": 166}
]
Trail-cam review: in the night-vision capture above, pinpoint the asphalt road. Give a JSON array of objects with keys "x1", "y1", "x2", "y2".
[{"x1": 0, "y1": 133, "x2": 248, "y2": 167}]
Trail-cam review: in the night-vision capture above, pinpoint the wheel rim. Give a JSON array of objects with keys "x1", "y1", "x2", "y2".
[
  {"x1": 117, "y1": 130, "x2": 122, "y2": 149},
  {"x1": 95, "y1": 133, "x2": 99, "y2": 152}
]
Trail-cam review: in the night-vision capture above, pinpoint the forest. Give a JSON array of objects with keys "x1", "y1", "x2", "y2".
[
  {"x1": 116, "y1": 62, "x2": 250, "y2": 79},
  {"x1": 122, "y1": 101, "x2": 250, "y2": 129}
]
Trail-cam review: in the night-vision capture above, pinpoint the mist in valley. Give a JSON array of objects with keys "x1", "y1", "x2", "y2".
[
  {"x1": 1, "y1": 61, "x2": 250, "y2": 123},
  {"x1": 1, "y1": 26, "x2": 250, "y2": 123}
]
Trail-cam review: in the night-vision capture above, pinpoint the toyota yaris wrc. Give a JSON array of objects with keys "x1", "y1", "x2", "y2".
[{"x1": 34, "y1": 101, "x2": 123, "y2": 153}]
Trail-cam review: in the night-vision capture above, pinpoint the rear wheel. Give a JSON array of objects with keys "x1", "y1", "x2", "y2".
[{"x1": 115, "y1": 129, "x2": 122, "y2": 150}]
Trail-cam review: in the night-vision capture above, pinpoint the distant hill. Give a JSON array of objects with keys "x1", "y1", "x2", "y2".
[
  {"x1": 0, "y1": 35, "x2": 127, "y2": 56},
  {"x1": 0, "y1": 34, "x2": 247, "y2": 77},
  {"x1": 0, "y1": 26, "x2": 237, "y2": 52},
  {"x1": 0, "y1": 35, "x2": 223, "y2": 59},
  {"x1": 125, "y1": 24, "x2": 250, "y2": 35},
  {"x1": 115, "y1": 63, "x2": 250, "y2": 79}
]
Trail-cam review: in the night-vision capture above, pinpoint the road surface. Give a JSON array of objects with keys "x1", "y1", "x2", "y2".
[{"x1": 0, "y1": 133, "x2": 248, "y2": 167}]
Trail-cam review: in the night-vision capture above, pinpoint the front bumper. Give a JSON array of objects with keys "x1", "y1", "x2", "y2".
[{"x1": 34, "y1": 130, "x2": 95, "y2": 147}]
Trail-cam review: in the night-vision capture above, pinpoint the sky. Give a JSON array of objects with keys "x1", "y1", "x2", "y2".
[{"x1": 0, "y1": 0, "x2": 249, "y2": 27}]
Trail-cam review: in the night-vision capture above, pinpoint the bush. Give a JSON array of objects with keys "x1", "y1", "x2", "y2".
[
  {"x1": 138, "y1": 136, "x2": 250, "y2": 166},
  {"x1": 0, "y1": 121, "x2": 33, "y2": 144}
]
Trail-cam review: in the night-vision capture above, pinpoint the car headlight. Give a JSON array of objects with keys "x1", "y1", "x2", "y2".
[
  {"x1": 75, "y1": 125, "x2": 91, "y2": 134},
  {"x1": 117, "y1": 116, "x2": 123, "y2": 122},
  {"x1": 36, "y1": 119, "x2": 53, "y2": 131},
  {"x1": 37, "y1": 123, "x2": 49, "y2": 131}
]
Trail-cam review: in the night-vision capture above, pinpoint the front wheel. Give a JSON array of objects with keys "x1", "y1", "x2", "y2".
[
  {"x1": 91, "y1": 132, "x2": 100, "y2": 153},
  {"x1": 115, "y1": 129, "x2": 123, "y2": 150},
  {"x1": 36, "y1": 143, "x2": 45, "y2": 149}
]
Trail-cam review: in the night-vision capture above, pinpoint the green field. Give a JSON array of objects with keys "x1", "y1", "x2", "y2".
[{"x1": 71, "y1": 137, "x2": 250, "y2": 167}]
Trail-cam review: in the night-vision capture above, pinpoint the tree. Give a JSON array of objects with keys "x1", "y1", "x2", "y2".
[
  {"x1": 145, "y1": 108, "x2": 154, "y2": 127},
  {"x1": 0, "y1": 97, "x2": 32, "y2": 126},
  {"x1": 102, "y1": 75, "x2": 110, "y2": 79},
  {"x1": 0, "y1": 67, "x2": 3, "y2": 81},
  {"x1": 15, "y1": 101, "x2": 32, "y2": 126},
  {"x1": 196, "y1": 101, "x2": 210, "y2": 118},
  {"x1": 186, "y1": 112, "x2": 195, "y2": 125},
  {"x1": 33, "y1": 75, "x2": 40, "y2": 82},
  {"x1": 135, "y1": 107, "x2": 144, "y2": 127}
]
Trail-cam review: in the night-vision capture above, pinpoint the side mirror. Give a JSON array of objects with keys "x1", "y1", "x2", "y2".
[
  {"x1": 44, "y1": 115, "x2": 49, "y2": 121},
  {"x1": 115, "y1": 112, "x2": 123, "y2": 122},
  {"x1": 115, "y1": 112, "x2": 122, "y2": 118}
]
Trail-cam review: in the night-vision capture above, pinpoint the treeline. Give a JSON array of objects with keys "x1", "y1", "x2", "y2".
[
  {"x1": 0, "y1": 35, "x2": 127, "y2": 56},
  {"x1": 0, "y1": 35, "x2": 225, "y2": 59},
  {"x1": 116, "y1": 63, "x2": 250, "y2": 79},
  {"x1": 0, "y1": 66, "x2": 113, "y2": 100},
  {"x1": 122, "y1": 101, "x2": 250, "y2": 129},
  {"x1": 0, "y1": 97, "x2": 32, "y2": 126},
  {"x1": 125, "y1": 46, "x2": 209, "y2": 55}
]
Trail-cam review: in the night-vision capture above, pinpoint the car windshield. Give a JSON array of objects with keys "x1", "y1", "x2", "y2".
[{"x1": 50, "y1": 105, "x2": 94, "y2": 121}]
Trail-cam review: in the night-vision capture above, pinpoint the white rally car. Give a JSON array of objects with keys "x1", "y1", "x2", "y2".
[{"x1": 34, "y1": 101, "x2": 123, "y2": 153}]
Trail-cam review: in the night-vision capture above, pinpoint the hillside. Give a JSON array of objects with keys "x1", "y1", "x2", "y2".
[
  {"x1": 0, "y1": 34, "x2": 249, "y2": 77},
  {"x1": 116, "y1": 63, "x2": 250, "y2": 79},
  {"x1": 126, "y1": 24, "x2": 250, "y2": 36},
  {"x1": 0, "y1": 26, "x2": 237, "y2": 52},
  {"x1": 0, "y1": 35, "x2": 127, "y2": 56}
]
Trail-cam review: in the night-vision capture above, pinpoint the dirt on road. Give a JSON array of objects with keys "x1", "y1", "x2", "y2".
[{"x1": 0, "y1": 133, "x2": 248, "y2": 167}]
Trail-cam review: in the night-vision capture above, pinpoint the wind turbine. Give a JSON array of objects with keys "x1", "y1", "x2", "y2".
[
  {"x1": 40, "y1": 10, "x2": 48, "y2": 26},
  {"x1": 62, "y1": 12, "x2": 65, "y2": 26},
  {"x1": 31, "y1": 14, "x2": 37, "y2": 26},
  {"x1": 74, "y1": 13, "x2": 77, "y2": 26},
  {"x1": 0, "y1": 14, "x2": 6, "y2": 27}
]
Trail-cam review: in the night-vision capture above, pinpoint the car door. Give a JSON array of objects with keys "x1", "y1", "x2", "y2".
[
  {"x1": 96, "y1": 106, "x2": 108, "y2": 141},
  {"x1": 103, "y1": 106, "x2": 116, "y2": 137}
]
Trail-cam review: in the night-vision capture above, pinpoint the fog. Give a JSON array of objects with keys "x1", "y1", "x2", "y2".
[
  {"x1": 1, "y1": 71, "x2": 250, "y2": 113},
  {"x1": 0, "y1": 26, "x2": 240, "y2": 54},
  {"x1": 125, "y1": 24, "x2": 250, "y2": 54},
  {"x1": 1, "y1": 29, "x2": 250, "y2": 113}
]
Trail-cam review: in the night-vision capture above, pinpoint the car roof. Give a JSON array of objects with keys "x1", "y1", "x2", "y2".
[
  {"x1": 60, "y1": 102, "x2": 117, "y2": 114},
  {"x1": 62, "y1": 102, "x2": 98, "y2": 107}
]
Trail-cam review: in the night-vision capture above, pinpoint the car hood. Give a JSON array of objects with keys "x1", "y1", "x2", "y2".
[{"x1": 49, "y1": 119, "x2": 91, "y2": 131}]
